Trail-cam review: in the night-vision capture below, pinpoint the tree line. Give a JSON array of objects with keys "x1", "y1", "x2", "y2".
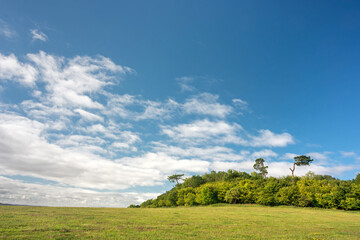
[{"x1": 131, "y1": 156, "x2": 360, "y2": 210}]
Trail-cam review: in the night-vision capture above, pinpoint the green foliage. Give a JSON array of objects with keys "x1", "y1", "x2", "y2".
[
  {"x1": 167, "y1": 174, "x2": 184, "y2": 184},
  {"x1": 276, "y1": 185, "x2": 299, "y2": 205},
  {"x1": 256, "y1": 177, "x2": 282, "y2": 206},
  {"x1": 290, "y1": 155, "x2": 314, "y2": 177},
  {"x1": 182, "y1": 175, "x2": 205, "y2": 188},
  {"x1": 184, "y1": 193, "x2": 197, "y2": 206},
  {"x1": 140, "y1": 170, "x2": 360, "y2": 210},
  {"x1": 355, "y1": 173, "x2": 360, "y2": 184},
  {"x1": 294, "y1": 155, "x2": 314, "y2": 166},
  {"x1": 176, "y1": 187, "x2": 195, "y2": 206},
  {"x1": 127, "y1": 204, "x2": 140, "y2": 208},
  {"x1": 224, "y1": 187, "x2": 242, "y2": 204},
  {"x1": 195, "y1": 184, "x2": 219, "y2": 205},
  {"x1": 253, "y1": 158, "x2": 268, "y2": 178},
  {"x1": 140, "y1": 199, "x2": 153, "y2": 208}
]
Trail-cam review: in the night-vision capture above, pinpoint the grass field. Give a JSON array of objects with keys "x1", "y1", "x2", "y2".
[{"x1": 0, "y1": 204, "x2": 359, "y2": 239}]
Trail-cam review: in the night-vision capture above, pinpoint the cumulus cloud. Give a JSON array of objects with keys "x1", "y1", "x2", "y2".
[{"x1": 30, "y1": 29, "x2": 48, "y2": 42}]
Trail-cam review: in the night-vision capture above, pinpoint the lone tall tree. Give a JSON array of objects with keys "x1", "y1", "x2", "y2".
[
  {"x1": 289, "y1": 155, "x2": 313, "y2": 177},
  {"x1": 253, "y1": 158, "x2": 268, "y2": 178},
  {"x1": 167, "y1": 174, "x2": 184, "y2": 184}
]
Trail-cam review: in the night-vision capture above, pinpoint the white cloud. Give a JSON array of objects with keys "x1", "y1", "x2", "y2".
[
  {"x1": 55, "y1": 135, "x2": 107, "y2": 148},
  {"x1": 0, "y1": 53, "x2": 38, "y2": 86},
  {"x1": 151, "y1": 143, "x2": 249, "y2": 162},
  {"x1": 162, "y1": 119, "x2": 246, "y2": 145},
  {"x1": 104, "y1": 94, "x2": 179, "y2": 121},
  {"x1": 74, "y1": 108, "x2": 104, "y2": 122},
  {"x1": 30, "y1": 29, "x2": 48, "y2": 42},
  {"x1": 26, "y1": 51, "x2": 130, "y2": 109},
  {"x1": 176, "y1": 76, "x2": 195, "y2": 92},
  {"x1": 307, "y1": 152, "x2": 331, "y2": 162},
  {"x1": 0, "y1": 176, "x2": 159, "y2": 207},
  {"x1": 183, "y1": 93, "x2": 232, "y2": 118},
  {"x1": 109, "y1": 131, "x2": 141, "y2": 151},
  {"x1": 211, "y1": 161, "x2": 254, "y2": 172},
  {"x1": 232, "y1": 98, "x2": 249, "y2": 111},
  {"x1": 119, "y1": 152, "x2": 210, "y2": 174},
  {"x1": 0, "y1": 113, "x2": 163, "y2": 190},
  {"x1": 162, "y1": 120, "x2": 294, "y2": 148},
  {"x1": 249, "y1": 129, "x2": 294, "y2": 147},
  {"x1": 251, "y1": 149, "x2": 278, "y2": 159},
  {"x1": 105, "y1": 94, "x2": 137, "y2": 119},
  {"x1": 136, "y1": 99, "x2": 179, "y2": 120}
]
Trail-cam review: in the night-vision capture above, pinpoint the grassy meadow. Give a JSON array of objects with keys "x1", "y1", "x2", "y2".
[{"x1": 0, "y1": 204, "x2": 359, "y2": 239}]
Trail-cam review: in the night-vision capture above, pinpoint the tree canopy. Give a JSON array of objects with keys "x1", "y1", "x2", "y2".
[
  {"x1": 253, "y1": 158, "x2": 268, "y2": 178},
  {"x1": 139, "y1": 170, "x2": 360, "y2": 210},
  {"x1": 290, "y1": 155, "x2": 314, "y2": 177},
  {"x1": 167, "y1": 174, "x2": 184, "y2": 184}
]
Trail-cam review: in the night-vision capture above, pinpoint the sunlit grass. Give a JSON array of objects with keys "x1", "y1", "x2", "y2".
[{"x1": 1, "y1": 204, "x2": 359, "y2": 239}]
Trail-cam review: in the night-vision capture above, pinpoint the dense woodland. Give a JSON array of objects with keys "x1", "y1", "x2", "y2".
[{"x1": 135, "y1": 158, "x2": 360, "y2": 210}]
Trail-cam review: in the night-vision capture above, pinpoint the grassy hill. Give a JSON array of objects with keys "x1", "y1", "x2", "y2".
[{"x1": 1, "y1": 204, "x2": 359, "y2": 239}]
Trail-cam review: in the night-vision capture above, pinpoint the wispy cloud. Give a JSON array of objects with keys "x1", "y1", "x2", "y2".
[
  {"x1": 232, "y1": 98, "x2": 249, "y2": 111},
  {"x1": 248, "y1": 129, "x2": 294, "y2": 147},
  {"x1": 74, "y1": 109, "x2": 104, "y2": 122},
  {"x1": 183, "y1": 93, "x2": 233, "y2": 118},
  {"x1": 340, "y1": 151, "x2": 356, "y2": 157},
  {"x1": 30, "y1": 29, "x2": 48, "y2": 42},
  {"x1": 162, "y1": 119, "x2": 246, "y2": 145},
  {"x1": 176, "y1": 76, "x2": 196, "y2": 92},
  {"x1": 0, "y1": 19, "x2": 16, "y2": 38}
]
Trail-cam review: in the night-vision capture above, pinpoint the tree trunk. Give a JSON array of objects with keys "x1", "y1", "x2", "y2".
[{"x1": 289, "y1": 163, "x2": 295, "y2": 177}]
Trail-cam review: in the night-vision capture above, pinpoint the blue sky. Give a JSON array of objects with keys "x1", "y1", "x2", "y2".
[{"x1": 0, "y1": 0, "x2": 359, "y2": 207}]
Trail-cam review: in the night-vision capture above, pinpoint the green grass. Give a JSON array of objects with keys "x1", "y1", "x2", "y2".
[{"x1": 0, "y1": 204, "x2": 359, "y2": 239}]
